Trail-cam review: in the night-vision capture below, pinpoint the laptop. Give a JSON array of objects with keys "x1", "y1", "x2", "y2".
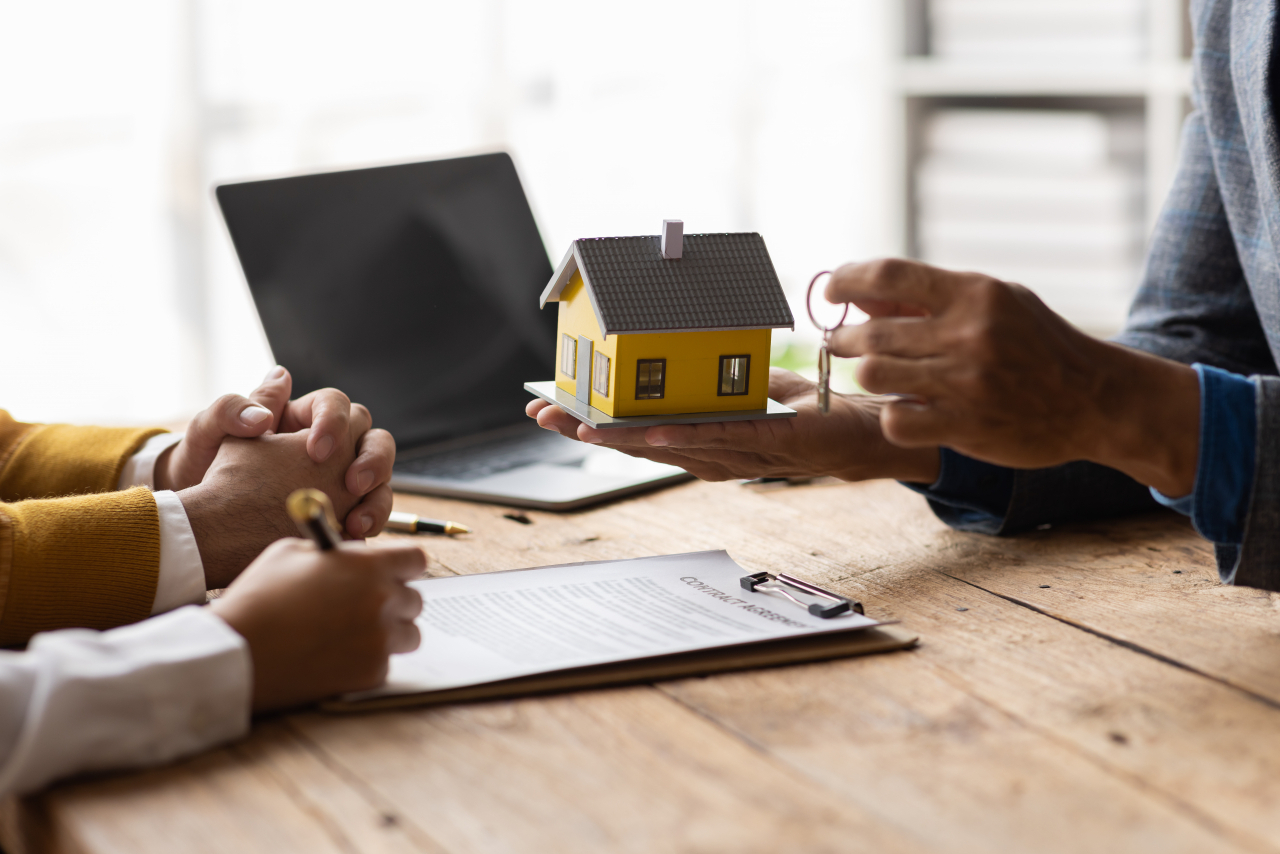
[{"x1": 214, "y1": 152, "x2": 690, "y2": 510}]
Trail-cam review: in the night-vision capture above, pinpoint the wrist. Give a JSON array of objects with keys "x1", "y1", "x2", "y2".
[
  {"x1": 152, "y1": 443, "x2": 177, "y2": 491},
  {"x1": 1083, "y1": 343, "x2": 1200, "y2": 497},
  {"x1": 181, "y1": 484, "x2": 233, "y2": 589},
  {"x1": 830, "y1": 395, "x2": 942, "y2": 484},
  {"x1": 181, "y1": 481, "x2": 287, "y2": 589}
]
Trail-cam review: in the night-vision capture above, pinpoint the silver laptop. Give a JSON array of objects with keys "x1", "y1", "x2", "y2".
[{"x1": 215, "y1": 153, "x2": 689, "y2": 510}]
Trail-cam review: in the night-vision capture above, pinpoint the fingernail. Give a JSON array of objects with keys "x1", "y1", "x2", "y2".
[
  {"x1": 356, "y1": 515, "x2": 373, "y2": 534},
  {"x1": 356, "y1": 470, "x2": 374, "y2": 493},
  {"x1": 264, "y1": 365, "x2": 286, "y2": 381},
  {"x1": 314, "y1": 435, "x2": 335, "y2": 461},
  {"x1": 648, "y1": 436, "x2": 670, "y2": 447},
  {"x1": 239, "y1": 405, "x2": 272, "y2": 426}
]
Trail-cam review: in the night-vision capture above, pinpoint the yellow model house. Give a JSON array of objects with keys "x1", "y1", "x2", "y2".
[{"x1": 534, "y1": 220, "x2": 794, "y2": 420}]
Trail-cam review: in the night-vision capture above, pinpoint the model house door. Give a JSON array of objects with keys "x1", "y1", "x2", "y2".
[{"x1": 575, "y1": 336, "x2": 593, "y2": 403}]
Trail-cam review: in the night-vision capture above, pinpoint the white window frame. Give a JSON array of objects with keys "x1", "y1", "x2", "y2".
[
  {"x1": 717, "y1": 354, "x2": 750, "y2": 396},
  {"x1": 592, "y1": 350, "x2": 610, "y2": 396},
  {"x1": 561, "y1": 333, "x2": 577, "y2": 378}
]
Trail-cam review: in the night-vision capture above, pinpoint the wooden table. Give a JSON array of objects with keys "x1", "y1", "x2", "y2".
[{"x1": 5, "y1": 476, "x2": 1280, "y2": 854}]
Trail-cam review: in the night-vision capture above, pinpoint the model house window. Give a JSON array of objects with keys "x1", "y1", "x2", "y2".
[
  {"x1": 718, "y1": 355, "x2": 750, "y2": 395},
  {"x1": 635, "y1": 358, "x2": 666, "y2": 399},
  {"x1": 561, "y1": 334, "x2": 577, "y2": 378},
  {"x1": 592, "y1": 351, "x2": 610, "y2": 396}
]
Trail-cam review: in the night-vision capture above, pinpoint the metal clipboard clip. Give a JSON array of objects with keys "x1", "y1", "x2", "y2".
[{"x1": 740, "y1": 572, "x2": 864, "y2": 619}]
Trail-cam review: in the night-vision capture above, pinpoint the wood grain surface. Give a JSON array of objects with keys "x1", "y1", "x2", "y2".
[{"x1": 4, "y1": 477, "x2": 1279, "y2": 854}]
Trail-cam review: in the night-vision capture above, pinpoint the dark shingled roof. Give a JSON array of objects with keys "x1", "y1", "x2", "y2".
[{"x1": 574, "y1": 233, "x2": 793, "y2": 334}]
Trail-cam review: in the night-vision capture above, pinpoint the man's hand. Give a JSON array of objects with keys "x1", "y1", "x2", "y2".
[
  {"x1": 154, "y1": 366, "x2": 395, "y2": 537},
  {"x1": 179, "y1": 408, "x2": 386, "y2": 588},
  {"x1": 210, "y1": 539, "x2": 424, "y2": 712},
  {"x1": 825, "y1": 258, "x2": 1201, "y2": 497},
  {"x1": 527, "y1": 368, "x2": 940, "y2": 483}
]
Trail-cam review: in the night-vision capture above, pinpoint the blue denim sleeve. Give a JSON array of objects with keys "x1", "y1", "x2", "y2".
[
  {"x1": 1150, "y1": 363, "x2": 1257, "y2": 545},
  {"x1": 900, "y1": 449, "x2": 1014, "y2": 535}
]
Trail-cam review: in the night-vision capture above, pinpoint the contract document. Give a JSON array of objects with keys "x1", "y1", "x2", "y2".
[{"x1": 328, "y1": 550, "x2": 909, "y2": 709}]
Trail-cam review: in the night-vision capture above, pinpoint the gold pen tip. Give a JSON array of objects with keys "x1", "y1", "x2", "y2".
[
  {"x1": 286, "y1": 488, "x2": 342, "y2": 544},
  {"x1": 286, "y1": 488, "x2": 335, "y2": 525},
  {"x1": 444, "y1": 521, "x2": 472, "y2": 535}
]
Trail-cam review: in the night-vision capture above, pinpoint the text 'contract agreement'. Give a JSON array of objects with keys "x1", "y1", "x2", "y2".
[{"x1": 358, "y1": 550, "x2": 880, "y2": 700}]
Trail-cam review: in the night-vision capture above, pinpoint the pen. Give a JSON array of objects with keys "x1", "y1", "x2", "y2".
[
  {"x1": 286, "y1": 488, "x2": 343, "y2": 550},
  {"x1": 387, "y1": 510, "x2": 471, "y2": 535}
]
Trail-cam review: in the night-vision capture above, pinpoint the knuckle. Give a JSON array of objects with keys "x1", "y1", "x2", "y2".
[
  {"x1": 862, "y1": 323, "x2": 893, "y2": 352},
  {"x1": 872, "y1": 257, "x2": 919, "y2": 286},
  {"x1": 213, "y1": 393, "x2": 244, "y2": 416},
  {"x1": 1004, "y1": 280, "x2": 1033, "y2": 300},
  {"x1": 881, "y1": 403, "x2": 930, "y2": 445},
  {"x1": 831, "y1": 260, "x2": 861, "y2": 279},
  {"x1": 855, "y1": 355, "x2": 887, "y2": 388},
  {"x1": 317, "y1": 387, "x2": 350, "y2": 407},
  {"x1": 880, "y1": 406, "x2": 912, "y2": 442},
  {"x1": 966, "y1": 275, "x2": 1006, "y2": 310},
  {"x1": 864, "y1": 257, "x2": 897, "y2": 284}
]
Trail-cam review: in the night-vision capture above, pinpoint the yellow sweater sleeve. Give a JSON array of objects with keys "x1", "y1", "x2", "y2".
[
  {"x1": 0, "y1": 489, "x2": 160, "y2": 646},
  {"x1": 0, "y1": 410, "x2": 167, "y2": 500},
  {"x1": 0, "y1": 410, "x2": 170, "y2": 646}
]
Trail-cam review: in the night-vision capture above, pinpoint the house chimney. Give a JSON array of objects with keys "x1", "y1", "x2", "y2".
[{"x1": 661, "y1": 219, "x2": 683, "y2": 259}]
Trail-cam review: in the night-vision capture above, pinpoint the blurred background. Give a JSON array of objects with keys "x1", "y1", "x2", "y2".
[{"x1": 0, "y1": 0, "x2": 1189, "y2": 425}]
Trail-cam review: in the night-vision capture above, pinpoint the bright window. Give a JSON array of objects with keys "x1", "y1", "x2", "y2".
[
  {"x1": 561, "y1": 334, "x2": 577, "y2": 378},
  {"x1": 718, "y1": 355, "x2": 750, "y2": 395},
  {"x1": 635, "y1": 359, "x2": 666, "y2": 400},
  {"x1": 592, "y1": 350, "x2": 610, "y2": 396},
  {"x1": 0, "y1": 2, "x2": 890, "y2": 424}
]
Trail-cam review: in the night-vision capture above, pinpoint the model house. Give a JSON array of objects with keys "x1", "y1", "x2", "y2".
[{"x1": 536, "y1": 220, "x2": 794, "y2": 418}]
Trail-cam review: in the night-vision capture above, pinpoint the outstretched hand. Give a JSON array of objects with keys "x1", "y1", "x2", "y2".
[
  {"x1": 155, "y1": 366, "x2": 395, "y2": 537},
  {"x1": 526, "y1": 367, "x2": 940, "y2": 484},
  {"x1": 823, "y1": 258, "x2": 1200, "y2": 496}
]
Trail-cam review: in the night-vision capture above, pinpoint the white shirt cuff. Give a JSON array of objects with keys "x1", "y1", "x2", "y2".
[
  {"x1": 117, "y1": 432, "x2": 183, "y2": 490},
  {"x1": 151, "y1": 491, "x2": 207, "y2": 614}
]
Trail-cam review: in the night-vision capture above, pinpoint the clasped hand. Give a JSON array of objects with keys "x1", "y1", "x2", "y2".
[{"x1": 156, "y1": 366, "x2": 397, "y2": 588}]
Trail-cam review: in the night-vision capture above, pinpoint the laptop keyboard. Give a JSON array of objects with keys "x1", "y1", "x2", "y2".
[{"x1": 394, "y1": 430, "x2": 587, "y2": 482}]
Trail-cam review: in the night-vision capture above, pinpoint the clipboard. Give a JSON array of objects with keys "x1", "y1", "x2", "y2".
[
  {"x1": 321, "y1": 551, "x2": 918, "y2": 713},
  {"x1": 322, "y1": 625, "x2": 916, "y2": 712}
]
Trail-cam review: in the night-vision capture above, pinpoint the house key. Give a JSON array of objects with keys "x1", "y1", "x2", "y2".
[{"x1": 806, "y1": 271, "x2": 849, "y2": 415}]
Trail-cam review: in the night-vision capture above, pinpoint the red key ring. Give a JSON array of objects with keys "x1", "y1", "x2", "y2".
[{"x1": 806, "y1": 271, "x2": 849, "y2": 334}]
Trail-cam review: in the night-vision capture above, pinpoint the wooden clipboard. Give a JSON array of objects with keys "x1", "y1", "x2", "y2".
[{"x1": 321, "y1": 624, "x2": 917, "y2": 713}]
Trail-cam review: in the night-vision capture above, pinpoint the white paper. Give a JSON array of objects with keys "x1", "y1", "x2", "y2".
[{"x1": 349, "y1": 550, "x2": 879, "y2": 700}]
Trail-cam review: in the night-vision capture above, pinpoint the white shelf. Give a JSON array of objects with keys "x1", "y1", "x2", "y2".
[
  {"x1": 897, "y1": 58, "x2": 1191, "y2": 98},
  {"x1": 888, "y1": 0, "x2": 1191, "y2": 336}
]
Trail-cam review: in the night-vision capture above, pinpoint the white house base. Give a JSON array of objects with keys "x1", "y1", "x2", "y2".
[{"x1": 524, "y1": 381, "x2": 798, "y2": 429}]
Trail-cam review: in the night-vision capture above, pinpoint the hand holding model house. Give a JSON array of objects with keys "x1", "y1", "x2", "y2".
[{"x1": 524, "y1": 220, "x2": 800, "y2": 428}]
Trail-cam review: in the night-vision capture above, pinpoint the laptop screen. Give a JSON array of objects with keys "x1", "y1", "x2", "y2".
[{"x1": 216, "y1": 153, "x2": 558, "y2": 449}]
